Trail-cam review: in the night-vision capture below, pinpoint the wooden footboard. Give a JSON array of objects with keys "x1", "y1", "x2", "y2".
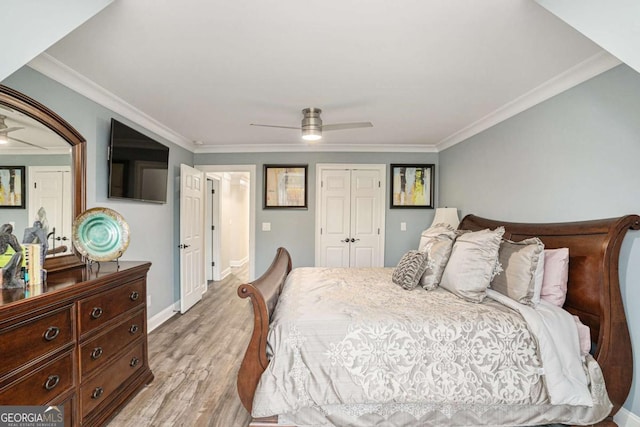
[{"x1": 237, "y1": 247, "x2": 292, "y2": 413}]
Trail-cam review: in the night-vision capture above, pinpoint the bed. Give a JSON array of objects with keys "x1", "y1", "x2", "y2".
[{"x1": 236, "y1": 214, "x2": 639, "y2": 427}]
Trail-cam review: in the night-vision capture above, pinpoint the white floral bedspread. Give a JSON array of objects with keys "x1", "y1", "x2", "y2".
[{"x1": 251, "y1": 267, "x2": 606, "y2": 424}]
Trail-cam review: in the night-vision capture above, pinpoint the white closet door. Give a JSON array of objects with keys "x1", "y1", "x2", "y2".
[
  {"x1": 350, "y1": 169, "x2": 381, "y2": 267},
  {"x1": 318, "y1": 166, "x2": 384, "y2": 268},
  {"x1": 28, "y1": 167, "x2": 72, "y2": 255},
  {"x1": 319, "y1": 169, "x2": 351, "y2": 267}
]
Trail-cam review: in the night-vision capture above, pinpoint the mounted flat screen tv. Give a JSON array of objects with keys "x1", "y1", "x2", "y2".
[{"x1": 108, "y1": 118, "x2": 169, "y2": 203}]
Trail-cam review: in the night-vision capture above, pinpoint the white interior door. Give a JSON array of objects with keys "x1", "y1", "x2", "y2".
[
  {"x1": 180, "y1": 164, "x2": 205, "y2": 314},
  {"x1": 210, "y1": 176, "x2": 221, "y2": 281},
  {"x1": 350, "y1": 169, "x2": 382, "y2": 267},
  {"x1": 317, "y1": 165, "x2": 384, "y2": 267},
  {"x1": 27, "y1": 166, "x2": 72, "y2": 255},
  {"x1": 319, "y1": 169, "x2": 351, "y2": 267}
]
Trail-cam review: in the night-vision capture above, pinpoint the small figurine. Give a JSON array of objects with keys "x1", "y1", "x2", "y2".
[
  {"x1": 0, "y1": 223, "x2": 24, "y2": 288},
  {"x1": 23, "y1": 219, "x2": 48, "y2": 270}
]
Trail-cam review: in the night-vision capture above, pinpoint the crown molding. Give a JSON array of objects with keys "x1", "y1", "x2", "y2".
[
  {"x1": 27, "y1": 53, "x2": 195, "y2": 152},
  {"x1": 193, "y1": 142, "x2": 438, "y2": 154},
  {"x1": 436, "y1": 51, "x2": 622, "y2": 152},
  {"x1": 29, "y1": 50, "x2": 618, "y2": 156}
]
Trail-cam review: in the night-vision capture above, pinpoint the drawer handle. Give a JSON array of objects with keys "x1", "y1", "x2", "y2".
[
  {"x1": 90, "y1": 307, "x2": 103, "y2": 319},
  {"x1": 91, "y1": 386, "x2": 104, "y2": 400},
  {"x1": 130, "y1": 357, "x2": 140, "y2": 368},
  {"x1": 130, "y1": 291, "x2": 140, "y2": 301},
  {"x1": 91, "y1": 346, "x2": 103, "y2": 360},
  {"x1": 44, "y1": 375, "x2": 60, "y2": 391},
  {"x1": 43, "y1": 326, "x2": 60, "y2": 341},
  {"x1": 129, "y1": 324, "x2": 139, "y2": 334}
]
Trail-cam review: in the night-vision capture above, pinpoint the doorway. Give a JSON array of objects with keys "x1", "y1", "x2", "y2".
[{"x1": 197, "y1": 164, "x2": 256, "y2": 282}]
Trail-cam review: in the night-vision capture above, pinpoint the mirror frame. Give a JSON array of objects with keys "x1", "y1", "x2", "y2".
[{"x1": 0, "y1": 84, "x2": 86, "y2": 272}]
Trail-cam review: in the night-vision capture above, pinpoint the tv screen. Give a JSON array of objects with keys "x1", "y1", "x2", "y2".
[{"x1": 108, "y1": 119, "x2": 169, "y2": 203}]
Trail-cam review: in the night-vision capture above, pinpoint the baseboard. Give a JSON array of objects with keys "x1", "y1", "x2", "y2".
[
  {"x1": 220, "y1": 267, "x2": 231, "y2": 279},
  {"x1": 148, "y1": 302, "x2": 179, "y2": 333},
  {"x1": 230, "y1": 257, "x2": 249, "y2": 267},
  {"x1": 616, "y1": 407, "x2": 640, "y2": 427}
]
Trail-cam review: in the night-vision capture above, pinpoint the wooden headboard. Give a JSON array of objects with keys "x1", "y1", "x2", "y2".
[{"x1": 459, "y1": 214, "x2": 640, "y2": 417}]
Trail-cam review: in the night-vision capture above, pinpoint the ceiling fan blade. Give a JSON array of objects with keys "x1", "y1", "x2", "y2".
[
  {"x1": 250, "y1": 124, "x2": 300, "y2": 130},
  {"x1": 322, "y1": 122, "x2": 373, "y2": 131},
  {"x1": 9, "y1": 136, "x2": 47, "y2": 150}
]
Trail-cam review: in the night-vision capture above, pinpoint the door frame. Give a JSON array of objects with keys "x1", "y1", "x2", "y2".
[
  {"x1": 315, "y1": 163, "x2": 386, "y2": 267},
  {"x1": 195, "y1": 164, "x2": 256, "y2": 281}
]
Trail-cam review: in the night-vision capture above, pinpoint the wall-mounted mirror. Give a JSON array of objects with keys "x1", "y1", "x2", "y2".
[{"x1": 0, "y1": 84, "x2": 86, "y2": 272}]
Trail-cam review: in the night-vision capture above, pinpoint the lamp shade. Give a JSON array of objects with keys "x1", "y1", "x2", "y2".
[{"x1": 431, "y1": 207, "x2": 459, "y2": 229}]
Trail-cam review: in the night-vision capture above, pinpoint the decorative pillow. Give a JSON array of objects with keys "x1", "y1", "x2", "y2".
[
  {"x1": 490, "y1": 238, "x2": 545, "y2": 306},
  {"x1": 418, "y1": 224, "x2": 457, "y2": 290},
  {"x1": 573, "y1": 315, "x2": 591, "y2": 357},
  {"x1": 439, "y1": 227, "x2": 505, "y2": 303},
  {"x1": 392, "y1": 250, "x2": 429, "y2": 290},
  {"x1": 540, "y1": 248, "x2": 570, "y2": 307}
]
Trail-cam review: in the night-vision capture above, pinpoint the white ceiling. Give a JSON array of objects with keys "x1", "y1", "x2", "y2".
[{"x1": 36, "y1": 0, "x2": 616, "y2": 153}]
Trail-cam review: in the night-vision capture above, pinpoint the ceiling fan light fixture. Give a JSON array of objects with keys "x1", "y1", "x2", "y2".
[
  {"x1": 0, "y1": 134, "x2": 8, "y2": 144},
  {"x1": 302, "y1": 128, "x2": 322, "y2": 141}
]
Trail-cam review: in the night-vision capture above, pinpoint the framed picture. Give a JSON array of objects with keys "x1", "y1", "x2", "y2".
[
  {"x1": 390, "y1": 164, "x2": 434, "y2": 208},
  {"x1": 0, "y1": 166, "x2": 25, "y2": 208},
  {"x1": 264, "y1": 165, "x2": 308, "y2": 209}
]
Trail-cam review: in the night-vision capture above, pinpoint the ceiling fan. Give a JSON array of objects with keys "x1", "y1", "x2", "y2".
[
  {"x1": 0, "y1": 114, "x2": 46, "y2": 149},
  {"x1": 251, "y1": 108, "x2": 373, "y2": 141}
]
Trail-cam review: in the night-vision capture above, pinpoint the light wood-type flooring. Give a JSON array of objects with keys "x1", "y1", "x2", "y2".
[{"x1": 108, "y1": 265, "x2": 252, "y2": 427}]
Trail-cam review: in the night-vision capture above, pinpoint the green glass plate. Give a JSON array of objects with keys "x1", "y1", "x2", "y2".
[{"x1": 72, "y1": 207, "x2": 130, "y2": 262}]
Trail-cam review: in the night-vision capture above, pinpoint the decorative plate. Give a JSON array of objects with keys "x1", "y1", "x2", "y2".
[{"x1": 72, "y1": 207, "x2": 130, "y2": 262}]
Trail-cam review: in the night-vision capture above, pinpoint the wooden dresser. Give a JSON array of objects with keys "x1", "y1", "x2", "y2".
[{"x1": 0, "y1": 261, "x2": 154, "y2": 426}]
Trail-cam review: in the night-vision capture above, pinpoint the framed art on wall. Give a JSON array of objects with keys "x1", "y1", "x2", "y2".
[
  {"x1": 0, "y1": 166, "x2": 25, "y2": 208},
  {"x1": 390, "y1": 164, "x2": 434, "y2": 208},
  {"x1": 264, "y1": 165, "x2": 308, "y2": 209}
]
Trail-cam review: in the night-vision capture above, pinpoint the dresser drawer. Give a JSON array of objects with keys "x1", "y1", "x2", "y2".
[
  {"x1": 0, "y1": 351, "x2": 74, "y2": 405},
  {"x1": 0, "y1": 306, "x2": 73, "y2": 377},
  {"x1": 80, "y1": 341, "x2": 145, "y2": 418},
  {"x1": 78, "y1": 279, "x2": 145, "y2": 336},
  {"x1": 80, "y1": 310, "x2": 145, "y2": 379}
]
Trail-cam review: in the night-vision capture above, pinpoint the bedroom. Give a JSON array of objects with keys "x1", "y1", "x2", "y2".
[{"x1": 1, "y1": 1, "x2": 639, "y2": 426}]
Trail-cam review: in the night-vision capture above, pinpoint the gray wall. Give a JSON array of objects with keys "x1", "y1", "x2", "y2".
[
  {"x1": 439, "y1": 64, "x2": 640, "y2": 416},
  {"x1": 2, "y1": 66, "x2": 194, "y2": 318},
  {"x1": 195, "y1": 152, "x2": 439, "y2": 274}
]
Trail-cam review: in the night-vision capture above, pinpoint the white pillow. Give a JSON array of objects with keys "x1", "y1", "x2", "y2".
[
  {"x1": 540, "y1": 248, "x2": 570, "y2": 307},
  {"x1": 490, "y1": 238, "x2": 545, "y2": 306},
  {"x1": 440, "y1": 227, "x2": 505, "y2": 303},
  {"x1": 418, "y1": 223, "x2": 457, "y2": 290}
]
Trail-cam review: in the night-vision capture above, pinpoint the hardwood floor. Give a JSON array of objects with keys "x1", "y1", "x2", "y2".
[{"x1": 108, "y1": 266, "x2": 253, "y2": 427}]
